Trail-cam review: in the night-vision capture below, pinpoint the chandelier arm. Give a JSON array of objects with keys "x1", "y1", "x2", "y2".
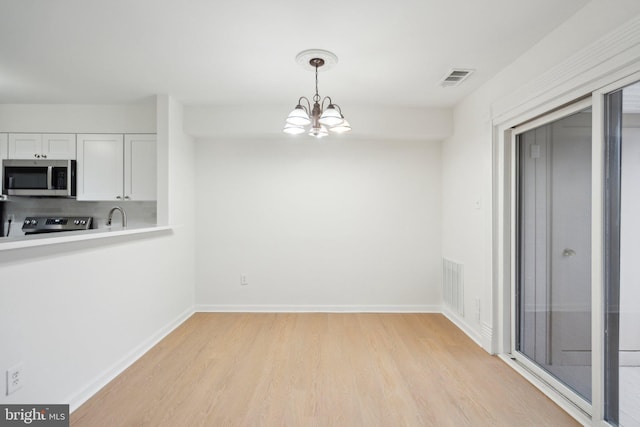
[
  {"x1": 298, "y1": 96, "x2": 311, "y2": 114},
  {"x1": 321, "y1": 96, "x2": 333, "y2": 110},
  {"x1": 331, "y1": 103, "x2": 343, "y2": 116}
]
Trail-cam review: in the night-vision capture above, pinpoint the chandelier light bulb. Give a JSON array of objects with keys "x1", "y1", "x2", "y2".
[
  {"x1": 319, "y1": 105, "x2": 344, "y2": 127},
  {"x1": 286, "y1": 105, "x2": 311, "y2": 126},
  {"x1": 283, "y1": 123, "x2": 306, "y2": 134},
  {"x1": 329, "y1": 119, "x2": 352, "y2": 133},
  {"x1": 309, "y1": 125, "x2": 329, "y2": 138}
]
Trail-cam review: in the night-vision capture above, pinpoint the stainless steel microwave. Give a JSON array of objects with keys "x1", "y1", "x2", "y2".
[{"x1": 2, "y1": 159, "x2": 76, "y2": 197}]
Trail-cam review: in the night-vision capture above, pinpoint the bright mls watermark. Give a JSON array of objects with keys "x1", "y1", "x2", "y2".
[{"x1": 0, "y1": 405, "x2": 68, "y2": 427}]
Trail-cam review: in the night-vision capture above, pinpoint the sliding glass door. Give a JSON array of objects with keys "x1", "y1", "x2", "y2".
[
  {"x1": 604, "y1": 80, "x2": 640, "y2": 426},
  {"x1": 514, "y1": 101, "x2": 593, "y2": 409},
  {"x1": 500, "y1": 69, "x2": 640, "y2": 424}
]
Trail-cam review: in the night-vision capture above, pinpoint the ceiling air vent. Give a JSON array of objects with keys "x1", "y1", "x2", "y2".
[{"x1": 439, "y1": 68, "x2": 474, "y2": 87}]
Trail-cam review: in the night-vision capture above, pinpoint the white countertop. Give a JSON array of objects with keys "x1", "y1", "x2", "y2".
[{"x1": 0, "y1": 225, "x2": 172, "y2": 251}]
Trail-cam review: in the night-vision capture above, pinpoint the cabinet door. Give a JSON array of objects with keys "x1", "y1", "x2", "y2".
[
  {"x1": 77, "y1": 134, "x2": 124, "y2": 201},
  {"x1": 7, "y1": 133, "x2": 76, "y2": 159},
  {"x1": 124, "y1": 135, "x2": 156, "y2": 201},
  {"x1": 0, "y1": 134, "x2": 7, "y2": 161},
  {"x1": 8, "y1": 134, "x2": 42, "y2": 159},
  {"x1": 42, "y1": 134, "x2": 76, "y2": 159}
]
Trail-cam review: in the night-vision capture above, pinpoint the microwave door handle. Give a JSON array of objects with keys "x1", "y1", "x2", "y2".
[{"x1": 47, "y1": 166, "x2": 53, "y2": 190}]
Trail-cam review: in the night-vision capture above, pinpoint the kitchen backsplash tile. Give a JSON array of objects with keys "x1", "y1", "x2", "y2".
[{"x1": 2, "y1": 197, "x2": 156, "y2": 237}]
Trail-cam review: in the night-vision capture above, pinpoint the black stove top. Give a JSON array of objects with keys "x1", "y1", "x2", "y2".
[{"x1": 22, "y1": 216, "x2": 93, "y2": 234}]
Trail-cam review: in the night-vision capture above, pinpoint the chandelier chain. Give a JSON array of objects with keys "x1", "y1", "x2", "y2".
[{"x1": 313, "y1": 64, "x2": 320, "y2": 103}]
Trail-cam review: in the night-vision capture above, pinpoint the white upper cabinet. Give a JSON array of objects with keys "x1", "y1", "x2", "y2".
[
  {"x1": 8, "y1": 133, "x2": 76, "y2": 159},
  {"x1": 124, "y1": 134, "x2": 157, "y2": 201},
  {"x1": 43, "y1": 134, "x2": 77, "y2": 159},
  {"x1": 0, "y1": 134, "x2": 7, "y2": 161},
  {"x1": 77, "y1": 134, "x2": 124, "y2": 201},
  {"x1": 77, "y1": 134, "x2": 156, "y2": 201}
]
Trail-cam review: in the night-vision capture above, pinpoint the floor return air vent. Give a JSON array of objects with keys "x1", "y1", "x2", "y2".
[{"x1": 442, "y1": 258, "x2": 464, "y2": 315}]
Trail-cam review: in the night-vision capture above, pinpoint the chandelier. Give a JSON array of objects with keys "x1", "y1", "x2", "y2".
[{"x1": 283, "y1": 49, "x2": 351, "y2": 138}]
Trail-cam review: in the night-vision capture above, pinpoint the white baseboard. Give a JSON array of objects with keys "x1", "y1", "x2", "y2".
[
  {"x1": 195, "y1": 304, "x2": 441, "y2": 313},
  {"x1": 442, "y1": 306, "x2": 483, "y2": 348},
  {"x1": 481, "y1": 322, "x2": 494, "y2": 353},
  {"x1": 67, "y1": 306, "x2": 195, "y2": 413}
]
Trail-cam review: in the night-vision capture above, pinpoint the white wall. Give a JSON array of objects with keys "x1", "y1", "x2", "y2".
[
  {"x1": 0, "y1": 233, "x2": 192, "y2": 408},
  {"x1": 441, "y1": 92, "x2": 493, "y2": 344},
  {"x1": 184, "y1": 105, "x2": 452, "y2": 141},
  {"x1": 441, "y1": 2, "x2": 640, "y2": 350},
  {"x1": 195, "y1": 137, "x2": 442, "y2": 311},
  {"x1": 157, "y1": 96, "x2": 196, "y2": 227},
  {"x1": 0, "y1": 99, "x2": 196, "y2": 410},
  {"x1": 0, "y1": 104, "x2": 156, "y2": 133}
]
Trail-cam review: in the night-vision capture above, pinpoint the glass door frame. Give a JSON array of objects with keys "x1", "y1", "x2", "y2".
[{"x1": 509, "y1": 97, "x2": 594, "y2": 416}]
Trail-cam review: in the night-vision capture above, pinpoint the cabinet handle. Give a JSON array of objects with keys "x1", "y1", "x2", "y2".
[
  {"x1": 124, "y1": 196, "x2": 131, "y2": 200},
  {"x1": 41, "y1": 154, "x2": 47, "y2": 159},
  {"x1": 116, "y1": 196, "x2": 122, "y2": 200},
  {"x1": 35, "y1": 154, "x2": 40, "y2": 158}
]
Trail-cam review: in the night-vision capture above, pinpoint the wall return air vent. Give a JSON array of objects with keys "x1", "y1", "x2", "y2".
[{"x1": 439, "y1": 68, "x2": 474, "y2": 87}]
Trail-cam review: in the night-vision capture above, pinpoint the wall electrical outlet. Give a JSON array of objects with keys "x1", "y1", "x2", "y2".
[
  {"x1": 6, "y1": 363, "x2": 24, "y2": 395},
  {"x1": 240, "y1": 274, "x2": 248, "y2": 286}
]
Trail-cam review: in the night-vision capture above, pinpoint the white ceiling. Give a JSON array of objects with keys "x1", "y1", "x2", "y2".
[{"x1": 0, "y1": 0, "x2": 591, "y2": 108}]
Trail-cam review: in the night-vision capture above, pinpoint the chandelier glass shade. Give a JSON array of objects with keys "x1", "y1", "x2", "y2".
[{"x1": 284, "y1": 53, "x2": 351, "y2": 138}]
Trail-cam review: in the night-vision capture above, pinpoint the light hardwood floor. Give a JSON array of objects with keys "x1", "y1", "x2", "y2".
[{"x1": 71, "y1": 313, "x2": 579, "y2": 426}]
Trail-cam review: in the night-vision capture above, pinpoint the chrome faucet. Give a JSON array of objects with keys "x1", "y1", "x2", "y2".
[{"x1": 106, "y1": 206, "x2": 127, "y2": 228}]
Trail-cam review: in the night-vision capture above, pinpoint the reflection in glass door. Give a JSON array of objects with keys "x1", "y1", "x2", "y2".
[
  {"x1": 515, "y1": 103, "x2": 593, "y2": 406},
  {"x1": 604, "y1": 81, "x2": 640, "y2": 426}
]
